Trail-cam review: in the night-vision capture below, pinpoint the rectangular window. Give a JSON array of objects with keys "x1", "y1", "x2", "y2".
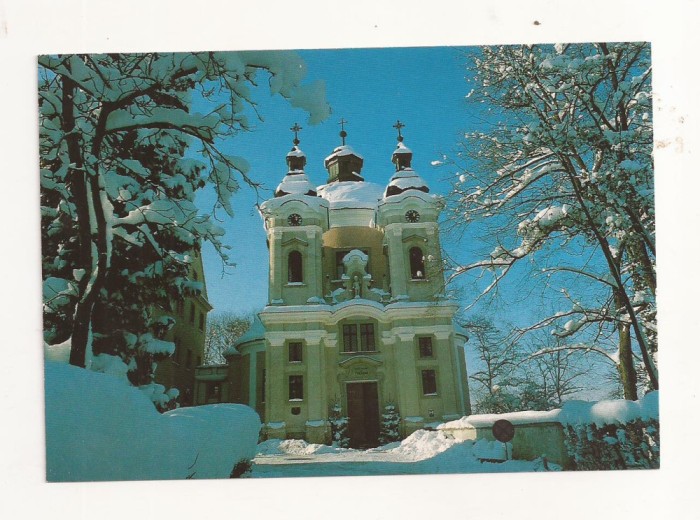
[
  {"x1": 422, "y1": 370, "x2": 437, "y2": 395},
  {"x1": 289, "y1": 375, "x2": 303, "y2": 400},
  {"x1": 343, "y1": 324, "x2": 358, "y2": 352},
  {"x1": 289, "y1": 342, "x2": 303, "y2": 362},
  {"x1": 359, "y1": 323, "x2": 375, "y2": 351},
  {"x1": 189, "y1": 303, "x2": 195, "y2": 325},
  {"x1": 198, "y1": 312, "x2": 205, "y2": 331},
  {"x1": 419, "y1": 337, "x2": 434, "y2": 358}
]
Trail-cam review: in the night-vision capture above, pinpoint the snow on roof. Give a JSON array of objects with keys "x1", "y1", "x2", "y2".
[
  {"x1": 324, "y1": 145, "x2": 363, "y2": 166},
  {"x1": 392, "y1": 141, "x2": 413, "y2": 155},
  {"x1": 232, "y1": 314, "x2": 266, "y2": 349},
  {"x1": 275, "y1": 171, "x2": 317, "y2": 197},
  {"x1": 438, "y1": 391, "x2": 659, "y2": 430},
  {"x1": 286, "y1": 145, "x2": 306, "y2": 158},
  {"x1": 260, "y1": 191, "x2": 329, "y2": 213},
  {"x1": 383, "y1": 167, "x2": 430, "y2": 198},
  {"x1": 378, "y1": 189, "x2": 437, "y2": 207},
  {"x1": 317, "y1": 180, "x2": 385, "y2": 210}
]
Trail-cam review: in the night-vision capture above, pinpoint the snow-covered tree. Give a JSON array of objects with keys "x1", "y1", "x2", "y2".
[
  {"x1": 463, "y1": 317, "x2": 523, "y2": 413},
  {"x1": 328, "y1": 402, "x2": 349, "y2": 448},
  {"x1": 204, "y1": 311, "x2": 255, "y2": 365},
  {"x1": 39, "y1": 53, "x2": 330, "y2": 386},
  {"x1": 448, "y1": 43, "x2": 655, "y2": 395},
  {"x1": 378, "y1": 404, "x2": 401, "y2": 445}
]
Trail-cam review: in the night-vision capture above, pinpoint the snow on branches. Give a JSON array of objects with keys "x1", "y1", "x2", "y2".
[
  {"x1": 39, "y1": 52, "x2": 330, "y2": 382},
  {"x1": 448, "y1": 43, "x2": 656, "y2": 394}
]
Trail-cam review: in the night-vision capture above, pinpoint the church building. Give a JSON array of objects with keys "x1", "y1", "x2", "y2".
[{"x1": 203, "y1": 122, "x2": 470, "y2": 448}]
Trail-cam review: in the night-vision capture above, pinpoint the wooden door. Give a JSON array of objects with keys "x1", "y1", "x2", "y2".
[{"x1": 346, "y1": 382, "x2": 380, "y2": 448}]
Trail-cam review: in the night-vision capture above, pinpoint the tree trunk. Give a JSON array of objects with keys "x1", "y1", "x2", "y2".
[
  {"x1": 617, "y1": 322, "x2": 638, "y2": 400},
  {"x1": 62, "y1": 76, "x2": 90, "y2": 367},
  {"x1": 62, "y1": 74, "x2": 109, "y2": 368},
  {"x1": 561, "y1": 156, "x2": 658, "y2": 390},
  {"x1": 612, "y1": 281, "x2": 638, "y2": 400}
]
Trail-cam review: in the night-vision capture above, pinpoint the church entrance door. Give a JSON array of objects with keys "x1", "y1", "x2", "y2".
[{"x1": 346, "y1": 382, "x2": 380, "y2": 448}]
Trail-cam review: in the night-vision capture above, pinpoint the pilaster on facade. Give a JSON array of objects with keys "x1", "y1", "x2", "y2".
[
  {"x1": 266, "y1": 344, "x2": 286, "y2": 427},
  {"x1": 306, "y1": 341, "x2": 324, "y2": 421},
  {"x1": 394, "y1": 333, "x2": 420, "y2": 420},
  {"x1": 269, "y1": 230, "x2": 283, "y2": 303},
  {"x1": 386, "y1": 227, "x2": 408, "y2": 297}
]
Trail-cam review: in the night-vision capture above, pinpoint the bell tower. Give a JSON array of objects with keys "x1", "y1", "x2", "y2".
[
  {"x1": 378, "y1": 122, "x2": 444, "y2": 301},
  {"x1": 260, "y1": 124, "x2": 329, "y2": 306}
]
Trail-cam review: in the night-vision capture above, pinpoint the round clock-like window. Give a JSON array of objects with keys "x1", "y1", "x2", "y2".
[
  {"x1": 287, "y1": 213, "x2": 303, "y2": 226},
  {"x1": 405, "y1": 210, "x2": 420, "y2": 223}
]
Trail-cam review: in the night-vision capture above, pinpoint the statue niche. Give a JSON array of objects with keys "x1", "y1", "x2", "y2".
[{"x1": 332, "y1": 249, "x2": 383, "y2": 303}]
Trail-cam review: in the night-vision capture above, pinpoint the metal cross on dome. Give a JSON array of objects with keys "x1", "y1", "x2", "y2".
[
  {"x1": 338, "y1": 118, "x2": 348, "y2": 145},
  {"x1": 290, "y1": 123, "x2": 302, "y2": 145},
  {"x1": 393, "y1": 120, "x2": 405, "y2": 142}
]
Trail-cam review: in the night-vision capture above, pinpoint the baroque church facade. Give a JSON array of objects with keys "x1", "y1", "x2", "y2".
[{"x1": 199, "y1": 124, "x2": 470, "y2": 447}]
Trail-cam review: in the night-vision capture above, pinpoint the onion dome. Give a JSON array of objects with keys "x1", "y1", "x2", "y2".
[
  {"x1": 384, "y1": 121, "x2": 430, "y2": 198},
  {"x1": 384, "y1": 168, "x2": 430, "y2": 198},
  {"x1": 274, "y1": 123, "x2": 317, "y2": 197},
  {"x1": 275, "y1": 169, "x2": 317, "y2": 197}
]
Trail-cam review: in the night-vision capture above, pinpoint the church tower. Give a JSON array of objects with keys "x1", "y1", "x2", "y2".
[{"x1": 241, "y1": 121, "x2": 470, "y2": 447}]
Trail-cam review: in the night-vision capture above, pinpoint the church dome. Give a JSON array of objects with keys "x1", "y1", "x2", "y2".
[
  {"x1": 384, "y1": 142, "x2": 430, "y2": 198},
  {"x1": 384, "y1": 167, "x2": 430, "y2": 198},
  {"x1": 274, "y1": 170, "x2": 317, "y2": 198},
  {"x1": 274, "y1": 131, "x2": 318, "y2": 197},
  {"x1": 383, "y1": 122, "x2": 430, "y2": 198}
]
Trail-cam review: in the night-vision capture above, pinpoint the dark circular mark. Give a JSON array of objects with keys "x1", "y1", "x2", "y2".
[{"x1": 492, "y1": 419, "x2": 515, "y2": 443}]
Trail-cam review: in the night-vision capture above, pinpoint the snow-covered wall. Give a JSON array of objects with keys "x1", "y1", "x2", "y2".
[{"x1": 438, "y1": 393, "x2": 660, "y2": 469}]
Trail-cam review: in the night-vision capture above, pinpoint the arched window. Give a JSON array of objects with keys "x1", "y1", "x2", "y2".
[
  {"x1": 409, "y1": 247, "x2": 425, "y2": 279},
  {"x1": 288, "y1": 250, "x2": 303, "y2": 283}
]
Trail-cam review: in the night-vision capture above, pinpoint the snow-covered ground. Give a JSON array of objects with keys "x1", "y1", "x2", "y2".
[{"x1": 248, "y1": 430, "x2": 555, "y2": 478}]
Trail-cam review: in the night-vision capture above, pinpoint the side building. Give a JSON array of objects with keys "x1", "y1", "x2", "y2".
[
  {"x1": 197, "y1": 127, "x2": 471, "y2": 447},
  {"x1": 154, "y1": 248, "x2": 212, "y2": 407}
]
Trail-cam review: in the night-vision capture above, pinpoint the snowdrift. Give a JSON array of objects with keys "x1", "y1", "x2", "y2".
[{"x1": 45, "y1": 362, "x2": 261, "y2": 481}]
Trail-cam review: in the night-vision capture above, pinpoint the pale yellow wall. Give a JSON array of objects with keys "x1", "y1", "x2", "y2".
[
  {"x1": 322, "y1": 227, "x2": 388, "y2": 290},
  {"x1": 260, "y1": 307, "x2": 468, "y2": 442}
]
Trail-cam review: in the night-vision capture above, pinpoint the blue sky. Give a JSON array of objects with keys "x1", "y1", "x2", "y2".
[{"x1": 198, "y1": 46, "x2": 481, "y2": 316}]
